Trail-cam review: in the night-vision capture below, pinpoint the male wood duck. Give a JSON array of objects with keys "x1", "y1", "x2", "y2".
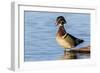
[{"x1": 56, "y1": 16, "x2": 84, "y2": 52}]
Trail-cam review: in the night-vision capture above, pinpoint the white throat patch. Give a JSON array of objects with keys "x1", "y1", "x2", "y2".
[{"x1": 58, "y1": 24, "x2": 63, "y2": 27}]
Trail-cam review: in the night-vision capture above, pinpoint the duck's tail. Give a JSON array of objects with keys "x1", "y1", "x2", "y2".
[{"x1": 74, "y1": 38, "x2": 84, "y2": 47}]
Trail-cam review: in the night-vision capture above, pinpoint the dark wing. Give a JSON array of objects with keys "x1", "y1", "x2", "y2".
[{"x1": 64, "y1": 33, "x2": 84, "y2": 47}]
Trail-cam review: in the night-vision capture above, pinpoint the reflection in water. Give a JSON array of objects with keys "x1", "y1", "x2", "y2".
[
  {"x1": 60, "y1": 51, "x2": 77, "y2": 60},
  {"x1": 63, "y1": 51, "x2": 77, "y2": 59},
  {"x1": 60, "y1": 46, "x2": 90, "y2": 60}
]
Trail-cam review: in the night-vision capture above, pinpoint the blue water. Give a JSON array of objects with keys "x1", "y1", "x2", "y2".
[{"x1": 24, "y1": 11, "x2": 90, "y2": 61}]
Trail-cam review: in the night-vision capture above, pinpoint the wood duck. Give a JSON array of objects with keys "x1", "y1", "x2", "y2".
[{"x1": 56, "y1": 16, "x2": 84, "y2": 52}]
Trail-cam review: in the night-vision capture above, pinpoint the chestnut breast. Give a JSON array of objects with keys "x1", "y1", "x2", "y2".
[{"x1": 57, "y1": 26, "x2": 66, "y2": 37}]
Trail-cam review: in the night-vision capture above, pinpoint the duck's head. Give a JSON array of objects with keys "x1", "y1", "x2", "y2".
[{"x1": 56, "y1": 16, "x2": 66, "y2": 26}]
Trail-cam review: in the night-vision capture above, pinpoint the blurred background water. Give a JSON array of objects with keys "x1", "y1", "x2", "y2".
[{"x1": 24, "y1": 11, "x2": 90, "y2": 61}]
